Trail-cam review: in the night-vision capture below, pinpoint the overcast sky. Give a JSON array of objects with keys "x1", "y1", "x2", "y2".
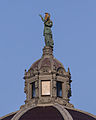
[{"x1": 0, "y1": 0, "x2": 96, "y2": 117}]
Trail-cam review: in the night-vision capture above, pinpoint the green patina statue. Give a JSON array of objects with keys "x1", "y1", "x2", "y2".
[{"x1": 39, "y1": 13, "x2": 54, "y2": 48}]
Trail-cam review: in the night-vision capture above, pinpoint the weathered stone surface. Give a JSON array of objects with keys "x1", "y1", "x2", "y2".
[{"x1": 23, "y1": 46, "x2": 73, "y2": 108}]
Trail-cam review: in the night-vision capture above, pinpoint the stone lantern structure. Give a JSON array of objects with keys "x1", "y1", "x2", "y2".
[{"x1": 23, "y1": 46, "x2": 73, "y2": 108}]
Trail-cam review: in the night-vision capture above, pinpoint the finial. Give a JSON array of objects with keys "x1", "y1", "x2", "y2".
[{"x1": 39, "y1": 13, "x2": 54, "y2": 48}]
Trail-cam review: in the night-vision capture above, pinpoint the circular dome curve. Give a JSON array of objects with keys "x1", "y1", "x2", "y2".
[
  {"x1": 19, "y1": 106, "x2": 64, "y2": 120},
  {"x1": 29, "y1": 57, "x2": 66, "y2": 73}
]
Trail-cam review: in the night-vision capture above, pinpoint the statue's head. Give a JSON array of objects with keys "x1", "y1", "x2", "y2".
[{"x1": 45, "y1": 13, "x2": 50, "y2": 20}]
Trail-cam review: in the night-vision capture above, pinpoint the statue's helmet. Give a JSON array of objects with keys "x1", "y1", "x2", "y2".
[{"x1": 45, "y1": 13, "x2": 50, "y2": 20}]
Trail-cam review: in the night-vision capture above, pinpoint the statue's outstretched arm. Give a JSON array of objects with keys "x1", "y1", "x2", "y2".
[{"x1": 39, "y1": 14, "x2": 44, "y2": 22}]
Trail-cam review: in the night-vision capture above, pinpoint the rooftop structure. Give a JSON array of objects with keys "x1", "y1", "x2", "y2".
[{"x1": 1, "y1": 13, "x2": 96, "y2": 120}]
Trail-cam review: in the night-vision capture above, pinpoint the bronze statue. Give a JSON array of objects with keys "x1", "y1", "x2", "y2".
[{"x1": 39, "y1": 13, "x2": 54, "y2": 48}]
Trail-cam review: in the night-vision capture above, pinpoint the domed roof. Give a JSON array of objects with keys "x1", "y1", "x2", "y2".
[
  {"x1": 66, "y1": 108, "x2": 96, "y2": 120},
  {"x1": 19, "y1": 106, "x2": 64, "y2": 120},
  {"x1": 28, "y1": 46, "x2": 66, "y2": 74},
  {"x1": 1, "y1": 112, "x2": 16, "y2": 120},
  {"x1": 29, "y1": 57, "x2": 65, "y2": 72},
  {"x1": 1, "y1": 106, "x2": 96, "y2": 120}
]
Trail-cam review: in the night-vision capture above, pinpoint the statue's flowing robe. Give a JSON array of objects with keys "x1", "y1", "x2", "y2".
[{"x1": 43, "y1": 20, "x2": 54, "y2": 47}]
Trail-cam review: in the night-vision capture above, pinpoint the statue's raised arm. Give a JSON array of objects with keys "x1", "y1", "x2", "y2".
[
  {"x1": 39, "y1": 13, "x2": 54, "y2": 48},
  {"x1": 39, "y1": 14, "x2": 44, "y2": 22}
]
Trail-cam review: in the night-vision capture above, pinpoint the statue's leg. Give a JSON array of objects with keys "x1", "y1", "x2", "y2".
[
  {"x1": 45, "y1": 34, "x2": 47, "y2": 46},
  {"x1": 45, "y1": 34, "x2": 54, "y2": 47},
  {"x1": 45, "y1": 34, "x2": 50, "y2": 46},
  {"x1": 47, "y1": 35, "x2": 50, "y2": 46},
  {"x1": 49, "y1": 34, "x2": 54, "y2": 47}
]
